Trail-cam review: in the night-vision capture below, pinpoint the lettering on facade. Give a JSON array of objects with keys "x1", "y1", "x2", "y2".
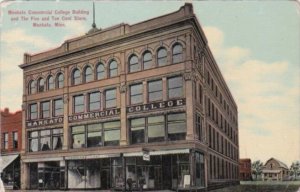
[
  {"x1": 127, "y1": 98, "x2": 186, "y2": 113},
  {"x1": 68, "y1": 108, "x2": 120, "y2": 122},
  {"x1": 26, "y1": 117, "x2": 63, "y2": 128}
]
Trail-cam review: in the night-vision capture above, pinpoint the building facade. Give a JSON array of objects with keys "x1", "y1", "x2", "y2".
[
  {"x1": 0, "y1": 108, "x2": 22, "y2": 189},
  {"x1": 239, "y1": 158, "x2": 251, "y2": 181},
  {"x1": 19, "y1": 3, "x2": 239, "y2": 191},
  {"x1": 262, "y1": 158, "x2": 289, "y2": 181}
]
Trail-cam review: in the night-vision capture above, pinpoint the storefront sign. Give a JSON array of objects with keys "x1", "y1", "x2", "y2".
[
  {"x1": 26, "y1": 117, "x2": 63, "y2": 128},
  {"x1": 127, "y1": 98, "x2": 186, "y2": 113},
  {"x1": 143, "y1": 151, "x2": 150, "y2": 161},
  {"x1": 68, "y1": 108, "x2": 120, "y2": 122}
]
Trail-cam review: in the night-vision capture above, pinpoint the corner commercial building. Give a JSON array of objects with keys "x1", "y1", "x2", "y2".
[{"x1": 19, "y1": 4, "x2": 239, "y2": 191}]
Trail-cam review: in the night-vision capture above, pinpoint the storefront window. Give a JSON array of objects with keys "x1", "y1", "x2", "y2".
[
  {"x1": 130, "y1": 118, "x2": 145, "y2": 144},
  {"x1": 87, "y1": 123, "x2": 102, "y2": 147},
  {"x1": 167, "y1": 113, "x2": 186, "y2": 140},
  {"x1": 148, "y1": 116, "x2": 165, "y2": 142},
  {"x1": 29, "y1": 163, "x2": 38, "y2": 189},
  {"x1": 68, "y1": 160, "x2": 85, "y2": 189},
  {"x1": 72, "y1": 125, "x2": 85, "y2": 148},
  {"x1": 112, "y1": 157, "x2": 123, "y2": 188},
  {"x1": 104, "y1": 121, "x2": 120, "y2": 146},
  {"x1": 86, "y1": 160, "x2": 101, "y2": 188}
]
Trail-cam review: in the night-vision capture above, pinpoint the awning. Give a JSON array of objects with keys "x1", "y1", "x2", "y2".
[
  {"x1": 0, "y1": 154, "x2": 19, "y2": 173},
  {"x1": 22, "y1": 157, "x2": 63, "y2": 163},
  {"x1": 262, "y1": 170, "x2": 281, "y2": 173},
  {"x1": 124, "y1": 149, "x2": 190, "y2": 157}
]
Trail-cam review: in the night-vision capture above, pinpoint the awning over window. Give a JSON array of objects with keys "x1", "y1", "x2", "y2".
[
  {"x1": 124, "y1": 149, "x2": 190, "y2": 157},
  {"x1": 0, "y1": 154, "x2": 19, "y2": 173}
]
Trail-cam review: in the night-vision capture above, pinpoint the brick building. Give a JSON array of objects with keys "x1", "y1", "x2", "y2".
[
  {"x1": 239, "y1": 158, "x2": 251, "y2": 181},
  {"x1": 19, "y1": 3, "x2": 239, "y2": 191},
  {"x1": 0, "y1": 108, "x2": 22, "y2": 189}
]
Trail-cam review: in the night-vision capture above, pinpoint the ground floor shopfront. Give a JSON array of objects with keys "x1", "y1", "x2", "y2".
[
  {"x1": 0, "y1": 154, "x2": 20, "y2": 190},
  {"x1": 23, "y1": 149, "x2": 206, "y2": 191}
]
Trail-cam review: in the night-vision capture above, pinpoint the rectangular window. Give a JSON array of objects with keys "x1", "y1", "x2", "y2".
[
  {"x1": 148, "y1": 80, "x2": 162, "y2": 102},
  {"x1": 29, "y1": 103, "x2": 37, "y2": 120},
  {"x1": 103, "y1": 121, "x2": 120, "y2": 146},
  {"x1": 54, "y1": 99, "x2": 63, "y2": 116},
  {"x1": 74, "y1": 95, "x2": 84, "y2": 113},
  {"x1": 3, "y1": 133, "x2": 8, "y2": 150},
  {"x1": 41, "y1": 101, "x2": 50, "y2": 118},
  {"x1": 87, "y1": 123, "x2": 102, "y2": 147},
  {"x1": 148, "y1": 115, "x2": 165, "y2": 142},
  {"x1": 167, "y1": 113, "x2": 186, "y2": 140},
  {"x1": 130, "y1": 84, "x2": 143, "y2": 105},
  {"x1": 105, "y1": 89, "x2": 116, "y2": 108},
  {"x1": 168, "y1": 76, "x2": 183, "y2": 99},
  {"x1": 40, "y1": 130, "x2": 51, "y2": 151},
  {"x1": 13, "y1": 132, "x2": 18, "y2": 149},
  {"x1": 28, "y1": 129, "x2": 63, "y2": 152},
  {"x1": 72, "y1": 125, "x2": 85, "y2": 148},
  {"x1": 199, "y1": 85, "x2": 203, "y2": 104},
  {"x1": 89, "y1": 92, "x2": 100, "y2": 111},
  {"x1": 130, "y1": 118, "x2": 145, "y2": 144},
  {"x1": 29, "y1": 131, "x2": 39, "y2": 152},
  {"x1": 196, "y1": 114, "x2": 202, "y2": 141}
]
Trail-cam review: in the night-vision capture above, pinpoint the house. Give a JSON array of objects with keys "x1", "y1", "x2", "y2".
[{"x1": 262, "y1": 158, "x2": 289, "y2": 181}]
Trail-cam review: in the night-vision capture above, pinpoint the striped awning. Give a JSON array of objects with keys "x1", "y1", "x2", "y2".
[{"x1": 0, "y1": 154, "x2": 19, "y2": 173}]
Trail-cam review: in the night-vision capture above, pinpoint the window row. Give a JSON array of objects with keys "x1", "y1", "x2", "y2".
[
  {"x1": 1, "y1": 132, "x2": 18, "y2": 150},
  {"x1": 130, "y1": 113, "x2": 186, "y2": 144},
  {"x1": 208, "y1": 125, "x2": 238, "y2": 161},
  {"x1": 28, "y1": 128, "x2": 63, "y2": 152},
  {"x1": 28, "y1": 98, "x2": 63, "y2": 120},
  {"x1": 209, "y1": 155, "x2": 239, "y2": 180},
  {"x1": 206, "y1": 71, "x2": 237, "y2": 126},
  {"x1": 71, "y1": 121, "x2": 121, "y2": 148},
  {"x1": 207, "y1": 98, "x2": 237, "y2": 145},
  {"x1": 28, "y1": 73, "x2": 64, "y2": 94}
]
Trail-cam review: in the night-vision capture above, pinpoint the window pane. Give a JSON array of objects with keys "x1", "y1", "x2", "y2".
[
  {"x1": 130, "y1": 118, "x2": 145, "y2": 144},
  {"x1": 54, "y1": 99, "x2": 63, "y2": 116},
  {"x1": 129, "y1": 55, "x2": 140, "y2": 72},
  {"x1": 148, "y1": 116, "x2": 164, "y2": 124},
  {"x1": 109, "y1": 61, "x2": 118, "y2": 77},
  {"x1": 143, "y1": 52, "x2": 153, "y2": 69},
  {"x1": 148, "y1": 80, "x2": 162, "y2": 102},
  {"x1": 89, "y1": 92, "x2": 100, "y2": 111},
  {"x1": 130, "y1": 84, "x2": 143, "y2": 104},
  {"x1": 57, "y1": 73, "x2": 64, "y2": 88},
  {"x1": 148, "y1": 116, "x2": 165, "y2": 142},
  {"x1": 173, "y1": 44, "x2": 183, "y2": 63},
  {"x1": 168, "y1": 76, "x2": 183, "y2": 99},
  {"x1": 104, "y1": 121, "x2": 120, "y2": 129},
  {"x1": 87, "y1": 124, "x2": 102, "y2": 147},
  {"x1": 41, "y1": 136, "x2": 51, "y2": 151},
  {"x1": 72, "y1": 134, "x2": 85, "y2": 148},
  {"x1": 105, "y1": 89, "x2": 116, "y2": 108},
  {"x1": 73, "y1": 69, "x2": 81, "y2": 85},
  {"x1": 29, "y1": 81, "x2": 36, "y2": 94},
  {"x1": 85, "y1": 67, "x2": 93, "y2": 82},
  {"x1": 38, "y1": 78, "x2": 44, "y2": 92},
  {"x1": 74, "y1": 95, "x2": 84, "y2": 113},
  {"x1": 48, "y1": 76, "x2": 54, "y2": 90},
  {"x1": 104, "y1": 130, "x2": 120, "y2": 142},
  {"x1": 97, "y1": 64, "x2": 105, "y2": 80},
  {"x1": 72, "y1": 125, "x2": 85, "y2": 133},
  {"x1": 167, "y1": 113, "x2": 186, "y2": 141},
  {"x1": 53, "y1": 135, "x2": 63, "y2": 150},
  {"x1": 29, "y1": 139, "x2": 38, "y2": 152},
  {"x1": 41, "y1": 101, "x2": 50, "y2": 118},
  {"x1": 30, "y1": 131, "x2": 38, "y2": 138},
  {"x1": 30, "y1": 104, "x2": 37, "y2": 119},
  {"x1": 157, "y1": 48, "x2": 167, "y2": 66}
]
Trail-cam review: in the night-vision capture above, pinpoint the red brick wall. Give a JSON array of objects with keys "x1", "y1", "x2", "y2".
[
  {"x1": 239, "y1": 159, "x2": 252, "y2": 180},
  {"x1": 0, "y1": 108, "x2": 22, "y2": 153}
]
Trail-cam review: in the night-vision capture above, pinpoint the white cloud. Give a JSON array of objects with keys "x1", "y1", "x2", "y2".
[{"x1": 203, "y1": 26, "x2": 300, "y2": 165}]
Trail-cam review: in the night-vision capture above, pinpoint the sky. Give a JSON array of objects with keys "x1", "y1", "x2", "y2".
[{"x1": 0, "y1": 1, "x2": 299, "y2": 166}]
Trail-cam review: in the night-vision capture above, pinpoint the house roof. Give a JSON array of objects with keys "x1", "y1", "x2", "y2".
[{"x1": 265, "y1": 157, "x2": 289, "y2": 169}]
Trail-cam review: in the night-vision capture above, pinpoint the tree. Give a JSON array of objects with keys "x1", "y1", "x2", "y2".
[
  {"x1": 252, "y1": 160, "x2": 264, "y2": 180},
  {"x1": 289, "y1": 161, "x2": 300, "y2": 180}
]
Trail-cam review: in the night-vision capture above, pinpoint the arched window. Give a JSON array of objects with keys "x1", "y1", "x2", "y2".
[
  {"x1": 96, "y1": 63, "x2": 105, "y2": 80},
  {"x1": 157, "y1": 47, "x2": 167, "y2": 66},
  {"x1": 129, "y1": 55, "x2": 140, "y2": 72},
  {"x1": 47, "y1": 75, "x2": 54, "y2": 90},
  {"x1": 29, "y1": 80, "x2": 36, "y2": 94},
  {"x1": 72, "y1": 69, "x2": 81, "y2": 85},
  {"x1": 84, "y1": 66, "x2": 93, "y2": 83},
  {"x1": 109, "y1": 60, "x2": 118, "y2": 77},
  {"x1": 57, "y1": 73, "x2": 64, "y2": 88},
  {"x1": 38, "y1": 78, "x2": 44, "y2": 92},
  {"x1": 143, "y1": 51, "x2": 153, "y2": 70},
  {"x1": 172, "y1": 43, "x2": 183, "y2": 63}
]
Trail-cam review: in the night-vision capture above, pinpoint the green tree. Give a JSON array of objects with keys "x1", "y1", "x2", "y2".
[
  {"x1": 289, "y1": 161, "x2": 300, "y2": 180},
  {"x1": 251, "y1": 160, "x2": 264, "y2": 180}
]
